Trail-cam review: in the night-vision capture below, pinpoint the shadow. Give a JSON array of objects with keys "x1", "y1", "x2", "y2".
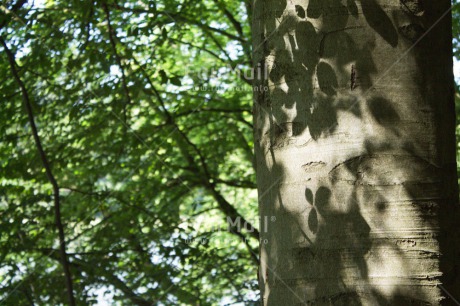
[
  {"x1": 254, "y1": 0, "x2": 459, "y2": 304},
  {"x1": 317, "y1": 62, "x2": 338, "y2": 96},
  {"x1": 361, "y1": 0, "x2": 398, "y2": 47},
  {"x1": 274, "y1": 0, "x2": 287, "y2": 18},
  {"x1": 308, "y1": 94, "x2": 337, "y2": 140},
  {"x1": 347, "y1": 0, "x2": 359, "y2": 17},
  {"x1": 321, "y1": 31, "x2": 356, "y2": 62},
  {"x1": 367, "y1": 96, "x2": 400, "y2": 130},
  {"x1": 265, "y1": 0, "x2": 384, "y2": 141},
  {"x1": 295, "y1": 5, "x2": 306, "y2": 19},
  {"x1": 306, "y1": 0, "x2": 323, "y2": 19},
  {"x1": 313, "y1": 187, "x2": 371, "y2": 304},
  {"x1": 294, "y1": 21, "x2": 319, "y2": 71}
]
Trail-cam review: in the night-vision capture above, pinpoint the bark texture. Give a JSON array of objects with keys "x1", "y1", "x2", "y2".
[{"x1": 252, "y1": 0, "x2": 460, "y2": 304}]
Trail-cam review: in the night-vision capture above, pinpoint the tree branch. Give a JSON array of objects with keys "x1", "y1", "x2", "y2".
[
  {"x1": 102, "y1": 2, "x2": 132, "y2": 123},
  {"x1": 215, "y1": 179, "x2": 256, "y2": 189},
  {"x1": 43, "y1": 249, "x2": 153, "y2": 306},
  {"x1": 126, "y1": 48, "x2": 260, "y2": 242},
  {"x1": 0, "y1": 0, "x2": 28, "y2": 30},
  {"x1": 209, "y1": 188, "x2": 260, "y2": 240},
  {"x1": 210, "y1": 0, "x2": 252, "y2": 61},
  {"x1": 0, "y1": 37, "x2": 76, "y2": 306},
  {"x1": 211, "y1": 0, "x2": 243, "y2": 37},
  {"x1": 108, "y1": 4, "x2": 246, "y2": 44},
  {"x1": 174, "y1": 107, "x2": 251, "y2": 118}
]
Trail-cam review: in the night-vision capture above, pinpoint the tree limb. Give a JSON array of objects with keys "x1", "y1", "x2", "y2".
[
  {"x1": 0, "y1": 0, "x2": 28, "y2": 30},
  {"x1": 102, "y1": 2, "x2": 132, "y2": 123},
  {"x1": 0, "y1": 37, "x2": 76, "y2": 306}
]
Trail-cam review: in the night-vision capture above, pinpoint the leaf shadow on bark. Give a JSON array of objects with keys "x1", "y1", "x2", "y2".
[
  {"x1": 271, "y1": 150, "x2": 447, "y2": 305},
  {"x1": 267, "y1": 10, "x2": 376, "y2": 143},
  {"x1": 361, "y1": 0, "x2": 398, "y2": 47},
  {"x1": 255, "y1": 0, "x2": 457, "y2": 304}
]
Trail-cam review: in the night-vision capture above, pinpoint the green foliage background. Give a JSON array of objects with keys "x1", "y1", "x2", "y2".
[{"x1": 0, "y1": 0, "x2": 459, "y2": 305}]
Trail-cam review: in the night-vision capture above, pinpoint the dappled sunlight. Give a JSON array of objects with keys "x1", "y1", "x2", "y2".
[{"x1": 254, "y1": 0, "x2": 460, "y2": 304}]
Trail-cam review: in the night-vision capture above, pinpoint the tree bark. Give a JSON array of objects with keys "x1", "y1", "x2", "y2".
[{"x1": 252, "y1": 0, "x2": 460, "y2": 304}]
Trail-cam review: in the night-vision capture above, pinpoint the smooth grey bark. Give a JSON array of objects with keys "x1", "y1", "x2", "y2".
[{"x1": 252, "y1": 0, "x2": 460, "y2": 304}]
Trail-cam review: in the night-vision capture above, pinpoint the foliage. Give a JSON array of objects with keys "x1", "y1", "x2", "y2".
[
  {"x1": 455, "y1": 2, "x2": 460, "y2": 181},
  {"x1": 0, "y1": 0, "x2": 258, "y2": 304}
]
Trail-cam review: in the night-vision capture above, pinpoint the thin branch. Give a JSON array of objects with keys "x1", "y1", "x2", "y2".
[
  {"x1": 43, "y1": 250, "x2": 154, "y2": 306},
  {"x1": 0, "y1": 0, "x2": 28, "y2": 30},
  {"x1": 203, "y1": 30, "x2": 252, "y2": 85},
  {"x1": 215, "y1": 179, "x2": 256, "y2": 189},
  {"x1": 174, "y1": 107, "x2": 250, "y2": 118},
  {"x1": 210, "y1": 188, "x2": 259, "y2": 240},
  {"x1": 60, "y1": 186, "x2": 159, "y2": 218},
  {"x1": 169, "y1": 37, "x2": 223, "y2": 61},
  {"x1": 211, "y1": 0, "x2": 243, "y2": 37},
  {"x1": 172, "y1": 13, "x2": 246, "y2": 43},
  {"x1": 102, "y1": 2, "x2": 132, "y2": 122},
  {"x1": 125, "y1": 45, "x2": 260, "y2": 242},
  {"x1": 108, "y1": 4, "x2": 246, "y2": 44},
  {"x1": 0, "y1": 37, "x2": 76, "y2": 306},
  {"x1": 210, "y1": 0, "x2": 252, "y2": 61}
]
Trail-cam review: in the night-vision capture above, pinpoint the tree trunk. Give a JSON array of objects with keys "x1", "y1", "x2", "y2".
[{"x1": 252, "y1": 0, "x2": 460, "y2": 304}]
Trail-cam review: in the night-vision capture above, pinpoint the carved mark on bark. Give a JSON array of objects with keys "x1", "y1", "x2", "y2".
[
  {"x1": 302, "y1": 161, "x2": 327, "y2": 172},
  {"x1": 396, "y1": 239, "x2": 417, "y2": 248},
  {"x1": 350, "y1": 65, "x2": 358, "y2": 91}
]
